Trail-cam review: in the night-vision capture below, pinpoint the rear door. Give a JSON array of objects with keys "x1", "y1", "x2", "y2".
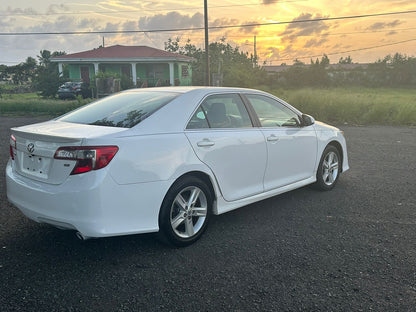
[
  {"x1": 185, "y1": 93, "x2": 267, "y2": 202},
  {"x1": 244, "y1": 94, "x2": 318, "y2": 191}
]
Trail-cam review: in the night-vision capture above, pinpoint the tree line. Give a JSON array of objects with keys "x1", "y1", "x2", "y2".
[
  {"x1": 277, "y1": 53, "x2": 416, "y2": 88},
  {"x1": 165, "y1": 37, "x2": 416, "y2": 89}
]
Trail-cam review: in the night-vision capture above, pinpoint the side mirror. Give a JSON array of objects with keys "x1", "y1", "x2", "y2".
[{"x1": 302, "y1": 114, "x2": 315, "y2": 126}]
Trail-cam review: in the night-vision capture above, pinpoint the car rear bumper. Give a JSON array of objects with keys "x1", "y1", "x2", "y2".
[{"x1": 6, "y1": 160, "x2": 169, "y2": 238}]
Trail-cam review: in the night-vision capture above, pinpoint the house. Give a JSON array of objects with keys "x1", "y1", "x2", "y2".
[{"x1": 50, "y1": 45, "x2": 193, "y2": 87}]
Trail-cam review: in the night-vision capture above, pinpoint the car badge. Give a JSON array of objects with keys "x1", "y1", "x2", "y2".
[{"x1": 27, "y1": 143, "x2": 35, "y2": 153}]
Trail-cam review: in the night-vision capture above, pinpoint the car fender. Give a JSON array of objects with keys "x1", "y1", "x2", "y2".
[{"x1": 313, "y1": 122, "x2": 349, "y2": 173}]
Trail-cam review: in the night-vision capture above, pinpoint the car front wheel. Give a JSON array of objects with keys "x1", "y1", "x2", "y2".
[
  {"x1": 314, "y1": 145, "x2": 340, "y2": 191},
  {"x1": 158, "y1": 176, "x2": 212, "y2": 247}
]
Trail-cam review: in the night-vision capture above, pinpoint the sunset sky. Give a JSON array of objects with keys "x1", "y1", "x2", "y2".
[{"x1": 1, "y1": 0, "x2": 415, "y2": 65}]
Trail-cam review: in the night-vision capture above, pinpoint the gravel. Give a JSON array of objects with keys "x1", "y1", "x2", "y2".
[{"x1": 1, "y1": 116, "x2": 415, "y2": 311}]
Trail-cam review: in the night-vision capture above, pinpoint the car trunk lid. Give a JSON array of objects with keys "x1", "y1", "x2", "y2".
[{"x1": 11, "y1": 121, "x2": 126, "y2": 185}]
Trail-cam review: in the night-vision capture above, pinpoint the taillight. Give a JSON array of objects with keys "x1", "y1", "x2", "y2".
[
  {"x1": 9, "y1": 135, "x2": 16, "y2": 160},
  {"x1": 54, "y1": 146, "x2": 118, "y2": 175}
]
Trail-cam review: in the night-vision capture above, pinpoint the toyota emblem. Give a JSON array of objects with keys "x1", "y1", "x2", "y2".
[{"x1": 27, "y1": 143, "x2": 35, "y2": 153}]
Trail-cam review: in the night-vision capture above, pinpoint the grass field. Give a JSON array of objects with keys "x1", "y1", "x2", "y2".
[
  {"x1": 262, "y1": 87, "x2": 416, "y2": 126},
  {"x1": 1, "y1": 88, "x2": 415, "y2": 126},
  {"x1": 0, "y1": 93, "x2": 90, "y2": 117}
]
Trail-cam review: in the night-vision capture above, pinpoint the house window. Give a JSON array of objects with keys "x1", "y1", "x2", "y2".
[{"x1": 181, "y1": 65, "x2": 189, "y2": 78}]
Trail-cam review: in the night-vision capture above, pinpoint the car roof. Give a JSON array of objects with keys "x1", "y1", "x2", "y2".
[{"x1": 123, "y1": 86, "x2": 264, "y2": 95}]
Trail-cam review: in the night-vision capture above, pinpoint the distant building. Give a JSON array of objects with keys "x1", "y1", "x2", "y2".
[
  {"x1": 263, "y1": 65, "x2": 292, "y2": 73},
  {"x1": 51, "y1": 45, "x2": 193, "y2": 87}
]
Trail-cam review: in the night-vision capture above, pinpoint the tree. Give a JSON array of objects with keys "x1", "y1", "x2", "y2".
[
  {"x1": 0, "y1": 64, "x2": 7, "y2": 81},
  {"x1": 320, "y1": 54, "x2": 330, "y2": 66},
  {"x1": 164, "y1": 37, "x2": 180, "y2": 53},
  {"x1": 22, "y1": 57, "x2": 37, "y2": 82},
  {"x1": 164, "y1": 38, "x2": 266, "y2": 87},
  {"x1": 37, "y1": 50, "x2": 52, "y2": 67},
  {"x1": 34, "y1": 50, "x2": 66, "y2": 98},
  {"x1": 293, "y1": 59, "x2": 305, "y2": 66},
  {"x1": 339, "y1": 56, "x2": 352, "y2": 64},
  {"x1": 34, "y1": 68, "x2": 64, "y2": 98}
]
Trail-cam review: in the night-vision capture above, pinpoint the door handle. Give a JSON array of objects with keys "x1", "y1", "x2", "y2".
[
  {"x1": 267, "y1": 135, "x2": 279, "y2": 142},
  {"x1": 197, "y1": 139, "x2": 215, "y2": 147}
]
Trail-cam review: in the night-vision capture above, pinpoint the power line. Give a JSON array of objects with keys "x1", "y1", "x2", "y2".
[
  {"x1": 1, "y1": 9, "x2": 415, "y2": 36},
  {"x1": 139, "y1": 26, "x2": 416, "y2": 41},
  {"x1": 215, "y1": 26, "x2": 416, "y2": 38},
  {"x1": 209, "y1": 10, "x2": 416, "y2": 30},
  {"x1": 0, "y1": 0, "x2": 307, "y2": 17}
]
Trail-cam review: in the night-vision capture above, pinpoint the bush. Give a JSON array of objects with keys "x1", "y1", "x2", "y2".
[{"x1": 34, "y1": 68, "x2": 65, "y2": 98}]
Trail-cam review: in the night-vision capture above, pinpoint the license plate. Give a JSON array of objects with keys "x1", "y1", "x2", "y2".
[{"x1": 22, "y1": 153, "x2": 50, "y2": 177}]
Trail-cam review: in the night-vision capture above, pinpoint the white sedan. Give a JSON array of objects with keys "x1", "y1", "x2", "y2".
[{"x1": 6, "y1": 87, "x2": 349, "y2": 246}]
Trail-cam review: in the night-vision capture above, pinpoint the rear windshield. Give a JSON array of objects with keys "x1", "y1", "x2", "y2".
[{"x1": 57, "y1": 91, "x2": 179, "y2": 128}]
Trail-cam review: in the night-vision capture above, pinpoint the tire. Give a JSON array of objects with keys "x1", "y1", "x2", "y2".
[
  {"x1": 314, "y1": 145, "x2": 340, "y2": 191},
  {"x1": 158, "y1": 176, "x2": 212, "y2": 247}
]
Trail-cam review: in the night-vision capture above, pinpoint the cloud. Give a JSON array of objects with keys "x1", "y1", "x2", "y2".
[
  {"x1": 2, "y1": 7, "x2": 39, "y2": 15},
  {"x1": 303, "y1": 38, "x2": 328, "y2": 48},
  {"x1": 24, "y1": 15, "x2": 99, "y2": 33},
  {"x1": 366, "y1": 19, "x2": 403, "y2": 31},
  {"x1": 138, "y1": 12, "x2": 203, "y2": 31},
  {"x1": 0, "y1": 9, "x2": 207, "y2": 64},
  {"x1": 0, "y1": 14, "x2": 113, "y2": 64},
  {"x1": 280, "y1": 13, "x2": 330, "y2": 42},
  {"x1": 262, "y1": 0, "x2": 280, "y2": 4},
  {"x1": 239, "y1": 21, "x2": 261, "y2": 34},
  {"x1": 122, "y1": 21, "x2": 138, "y2": 31},
  {"x1": 211, "y1": 17, "x2": 240, "y2": 27},
  {"x1": 264, "y1": 46, "x2": 281, "y2": 58},
  {"x1": 46, "y1": 4, "x2": 70, "y2": 14}
]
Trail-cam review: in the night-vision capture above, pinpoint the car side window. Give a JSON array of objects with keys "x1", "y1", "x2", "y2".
[
  {"x1": 187, "y1": 106, "x2": 210, "y2": 129},
  {"x1": 246, "y1": 94, "x2": 302, "y2": 127},
  {"x1": 187, "y1": 94, "x2": 253, "y2": 129}
]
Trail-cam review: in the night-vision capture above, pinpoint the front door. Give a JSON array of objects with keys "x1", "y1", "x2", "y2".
[
  {"x1": 185, "y1": 93, "x2": 267, "y2": 202},
  {"x1": 121, "y1": 65, "x2": 131, "y2": 78},
  {"x1": 245, "y1": 94, "x2": 318, "y2": 190},
  {"x1": 80, "y1": 66, "x2": 90, "y2": 82}
]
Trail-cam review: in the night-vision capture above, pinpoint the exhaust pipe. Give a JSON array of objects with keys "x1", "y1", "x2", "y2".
[{"x1": 75, "y1": 232, "x2": 91, "y2": 241}]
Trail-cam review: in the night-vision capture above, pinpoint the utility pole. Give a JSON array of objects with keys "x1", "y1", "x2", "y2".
[
  {"x1": 253, "y1": 35, "x2": 257, "y2": 66},
  {"x1": 204, "y1": 0, "x2": 210, "y2": 86}
]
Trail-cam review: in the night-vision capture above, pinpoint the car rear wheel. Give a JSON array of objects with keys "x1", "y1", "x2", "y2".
[
  {"x1": 158, "y1": 176, "x2": 212, "y2": 247},
  {"x1": 314, "y1": 145, "x2": 340, "y2": 191}
]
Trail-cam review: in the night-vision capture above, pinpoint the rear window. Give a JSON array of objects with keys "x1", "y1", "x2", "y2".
[{"x1": 57, "y1": 91, "x2": 179, "y2": 128}]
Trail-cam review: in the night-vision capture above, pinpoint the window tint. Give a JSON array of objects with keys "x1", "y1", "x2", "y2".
[
  {"x1": 58, "y1": 91, "x2": 179, "y2": 128},
  {"x1": 246, "y1": 94, "x2": 301, "y2": 127},
  {"x1": 187, "y1": 94, "x2": 252, "y2": 129}
]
